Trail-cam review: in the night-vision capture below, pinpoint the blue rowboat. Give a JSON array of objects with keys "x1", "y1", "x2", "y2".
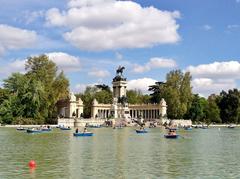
[
  {"x1": 136, "y1": 129, "x2": 148, "y2": 133},
  {"x1": 164, "y1": 134, "x2": 179, "y2": 139},
  {"x1": 60, "y1": 127, "x2": 71, "y2": 130},
  {"x1": 184, "y1": 127, "x2": 192, "y2": 130},
  {"x1": 41, "y1": 128, "x2": 52, "y2": 132},
  {"x1": 26, "y1": 129, "x2": 42, "y2": 133},
  {"x1": 73, "y1": 132, "x2": 93, "y2": 137}
]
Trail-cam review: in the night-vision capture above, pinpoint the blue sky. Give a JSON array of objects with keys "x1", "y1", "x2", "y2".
[{"x1": 0, "y1": 0, "x2": 240, "y2": 97}]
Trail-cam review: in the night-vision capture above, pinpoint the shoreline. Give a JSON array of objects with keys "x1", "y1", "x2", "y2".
[
  {"x1": 192, "y1": 124, "x2": 239, "y2": 127},
  {"x1": 0, "y1": 124, "x2": 58, "y2": 128},
  {"x1": 0, "y1": 124, "x2": 239, "y2": 128}
]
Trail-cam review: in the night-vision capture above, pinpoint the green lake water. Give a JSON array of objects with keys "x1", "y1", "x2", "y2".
[{"x1": 0, "y1": 127, "x2": 240, "y2": 179}]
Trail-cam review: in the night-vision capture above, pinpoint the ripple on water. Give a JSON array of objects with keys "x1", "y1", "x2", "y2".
[{"x1": 1, "y1": 127, "x2": 240, "y2": 178}]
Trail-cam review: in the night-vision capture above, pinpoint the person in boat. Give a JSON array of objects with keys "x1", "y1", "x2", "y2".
[
  {"x1": 75, "y1": 128, "x2": 79, "y2": 133},
  {"x1": 168, "y1": 129, "x2": 176, "y2": 135},
  {"x1": 83, "y1": 127, "x2": 87, "y2": 133}
]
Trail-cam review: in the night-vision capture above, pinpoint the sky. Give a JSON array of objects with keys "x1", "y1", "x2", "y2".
[{"x1": 0, "y1": 0, "x2": 240, "y2": 97}]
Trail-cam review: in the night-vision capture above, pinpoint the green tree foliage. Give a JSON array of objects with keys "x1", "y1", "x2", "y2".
[
  {"x1": 0, "y1": 95, "x2": 15, "y2": 124},
  {"x1": 148, "y1": 82, "x2": 166, "y2": 103},
  {"x1": 187, "y1": 94, "x2": 207, "y2": 123},
  {"x1": 25, "y1": 55, "x2": 69, "y2": 122},
  {"x1": 207, "y1": 95, "x2": 221, "y2": 123},
  {"x1": 127, "y1": 90, "x2": 150, "y2": 104},
  {"x1": 95, "y1": 90, "x2": 113, "y2": 104},
  {"x1": 78, "y1": 85, "x2": 112, "y2": 118},
  {"x1": 0, "y1": 88, "x2": 10, "y2": 104},
  {"x1": 95, "y1": 84, "x2": 111, "y2": 93},
  {"x1": 149, "y1": 70, "x2": 192, "y2": 119},
  {"x1": 218, "y1": 89, "x2": 240, "y2": 124},
  {"x1": 0, "y1": 55, "x2": 69, "y2": 124}
]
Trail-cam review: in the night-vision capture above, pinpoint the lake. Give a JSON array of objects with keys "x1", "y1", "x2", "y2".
[{"x1": 0, "y1": 127, "x2": 240, "y2": 178}]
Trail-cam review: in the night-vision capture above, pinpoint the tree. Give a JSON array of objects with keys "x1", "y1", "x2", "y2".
[
  {"x1": 0, "y1": 55, "x2": 69, "y2": 124},
  {"x1": 148, "y1": 82, "x2": 165, "y2": 104},
  {"x1": 207, "y1": 95, "x2": 221, "y2": 123},
  {"x1": 95, "y1": 84, "x2": 111, "y2": 93},
  {"x1": 187, "y1": 94, "x2": 207, "y2": 123},
  {"x1": 0, "y1": 88, "x2": 9, "y2": 104},
  {"x1": 218, "y1": 89, "x2": 240, "y2": 124},
  {"x1": 127, "y1": 90, "x2": 150, "y2": 104},
  {"x1": 180, "y1": 72, "x2": 192, "y2": 116},
  {"x1": 25, "y1": 55, "x2": 57, "y2": 88},
  {"x1": 78, "y1": 85, "x2": 112, "y2": 118},
  {"x1": 149, "y1": 70, "x2": 192, "y2": 119},
  {"x1": 3, "y1": 73, "x2": 26, "y2": 93},
  {"x1": 25, "y1": 55, "x2": 69, "y2": 122},
  {"x1": 0, "y1": 96, "x2": 15, "y2": 124}
]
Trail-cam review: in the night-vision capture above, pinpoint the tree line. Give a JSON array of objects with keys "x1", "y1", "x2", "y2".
[
  {"x1": 0, "y1": 55, "x2": 239, "y2": 124},
  {"x1": 77, "y1": 69, "x2": 240, "y2": 124},
  {"x1": 0, "y1": 55, "x2": 69, "y2": 124}
]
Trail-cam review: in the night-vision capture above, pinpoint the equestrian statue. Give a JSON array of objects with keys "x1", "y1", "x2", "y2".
[{"x1": 116, "y1": 66, "x2": 125, "y2": 76}]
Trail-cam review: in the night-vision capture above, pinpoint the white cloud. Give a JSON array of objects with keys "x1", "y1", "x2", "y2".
[
  {"x1": 68, "y1": 0, "x2": 114, "y2": 8},
  {"x1": 186, "y1": 61, "x2": 240, "y2": 79},
  {"x1": 192, "y1": 78, "x2": 236, "y2": 96},
  {"x1": 186, "y1": 61, "x2": 240, "y2": 96},
  {"x1": 23, "y1": 10, "x2": 45, "y2": 24},
  {"x1": 47, "y1": 52, "x2": 81, "y2": 72},
  {"x1": 127, "y1": 77, "x2": 157, "y2": 94},
  {"x1": 88, "y1": 69, "x2": 110, "y2": 78},
  {"x1": 0, "y1": 24, "x2": 37, "y2": 55},
  {"x1": 203, "y1": 24, "x2": 212, "y2": 31},
  {"x1": 0, "y1": 59, "x2": 26, "y2": 76},
  {"x1": 46, "y1": 0, "x2": 180, "y2": 51},
  {"x1": 74, "y1": 83, "x2": 96, "y2": 93},
  {"x1": 133, "y1": 57, "x2": 177, "y2": 73},
  {"x1": 0, "y1": 52, "x2": 81, "y2": 77}
]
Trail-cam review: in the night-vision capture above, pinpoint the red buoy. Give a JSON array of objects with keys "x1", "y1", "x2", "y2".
[{"x1": 28, "y1": 160, "x2": 36, "y2": 168}]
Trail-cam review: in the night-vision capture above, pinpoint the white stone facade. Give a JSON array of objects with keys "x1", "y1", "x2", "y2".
[
  {"x1": 57, "y1": 67, "x2": 167, "y2": 123},
  {"x1": 57, "y1": 92, "x2": 83, "y2": 118}
]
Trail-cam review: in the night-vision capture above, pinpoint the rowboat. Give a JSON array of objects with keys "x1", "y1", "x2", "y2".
[
  {"x1": 26, "y1": 129, "x2": 42, "y2": 133},
  {"x1": 136, "y1": 129, "x2": 148, "y2": 133},
  {"x1": 228, "y1": 125, "x2": 235, "y2": 129},
  {"x1": 41, "y1": 128, "x2": 52, "y2": 132},
  {"x1": 164, "y1": 128, "x2": 179, "y2": 139},
  {"x1": 60, "y1": 127, "x2": 71, "y2": 130},
  {"x1": 73, "y1": 132, "x2": 93, "y2": 137},
  {"x1": 164, "y1": 134, "x2": 179, "y2": 139},
  {"x1": 16, "y1": 127, "x2": 26, "y2": 131}
]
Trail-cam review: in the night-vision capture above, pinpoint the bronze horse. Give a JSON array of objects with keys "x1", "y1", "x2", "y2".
[{"x1": 116, "y1": 66, "x2": 125, "y2": 76}]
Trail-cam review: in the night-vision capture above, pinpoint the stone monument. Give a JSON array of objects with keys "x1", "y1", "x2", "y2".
[{"x1": 111, "y1": 66, "x2": 131, "y2": 121}]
